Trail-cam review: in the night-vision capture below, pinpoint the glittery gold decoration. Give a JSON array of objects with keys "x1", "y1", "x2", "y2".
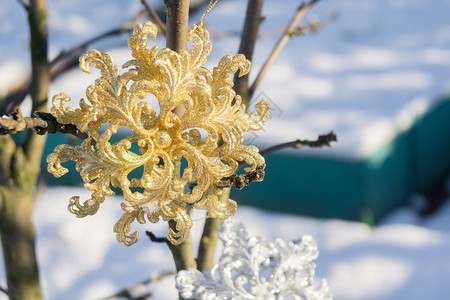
[{"x1": 47, "y1": 20, "x2": 270, "y2": 246}]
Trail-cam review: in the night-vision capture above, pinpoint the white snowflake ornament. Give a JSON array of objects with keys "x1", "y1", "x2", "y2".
[{"x1": 176, "y1": 219, "x2": 332, "y2": 299}]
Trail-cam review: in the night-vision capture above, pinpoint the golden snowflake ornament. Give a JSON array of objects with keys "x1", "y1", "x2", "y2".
[{"x1": 47, "y1": 20, "x2": 270, "y2": 246}]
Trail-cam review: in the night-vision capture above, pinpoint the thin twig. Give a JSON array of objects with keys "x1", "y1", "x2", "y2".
[
  {"x1": 51, "y1": 23, "x2": 137, "y2": 67},
  {"x1": 189, "y1": 0, "x2": 212, "y2": 15},
  {"x1": 146, "y1": 231, "x2": 168, "y2": 243},
  {"x1": 0, "y1": 286, "x2": 8, "y2": 296},
  {"x1": 0, "y1": 108, "x2": 89, "y2": 140},
  {"x1": 141, "y1": 0, "x2": 167, "y2": 35},
  {"x1": 0, "y1": 1, "x2": 219, "y2": 116},
  {"x1": 260, "y1": 131, "x2": 337, "y2": 156},
  {"x1": 17, "y1": 0, "x2": 29, "y2": 9},
  {"x1": 249, "y1": 0, "x2": 319, "y2": 97},
  {"x1": 99, "y1": 271, "x2": 175, "y2": 300},
  {"x1": 1, "y1": 16, "x2": 142, "y2": 116},
  {"x1": 291, "y1": 11, "x2": 338, "y2": 36}
]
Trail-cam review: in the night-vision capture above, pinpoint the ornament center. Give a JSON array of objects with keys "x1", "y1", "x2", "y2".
[{"x1": 155, "y1": 131, "x2": 172, "y2": 148}]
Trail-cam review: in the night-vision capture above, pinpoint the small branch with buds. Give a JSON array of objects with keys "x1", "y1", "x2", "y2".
[
  {"x1": 217, "y1": 164, "x2": 266, "y2": 190},
  {"x1": 260, "y1": 131, "x2": 337, "y2": 156}
]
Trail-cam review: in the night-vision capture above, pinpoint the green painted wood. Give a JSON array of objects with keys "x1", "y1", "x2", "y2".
[
  {"x1": 414, "y1": 97, "x2": 450, "y2": 191},
  {"x1": 364, "y1": 128, "x2": 416, "y2": 221},
  {"x1": 232, "y1": 97, "x2": 450, "y2": 222},
  {"x1": 231, "y1": 153, "x2": 367, "y2": 220}
]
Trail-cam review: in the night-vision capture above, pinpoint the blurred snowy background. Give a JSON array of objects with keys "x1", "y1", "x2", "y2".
[{"x1": 1, "y1": 0, "x2": 450, "y2": 299}]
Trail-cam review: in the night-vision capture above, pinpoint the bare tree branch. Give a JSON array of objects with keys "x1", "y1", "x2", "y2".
[
  {"x1": 0, "y1": 108, "x2": 88, "y2": 140},
  {"x1": 198, "y1": 0, "x2": 265, "y2": 273},
  {"x1": 290, "y1": 11, "x2": 338, "y2": 37},
  {"x1": 0, "y1": 286, "x2": 8, "y2": 296},
  {"x1": 141, "y1": 0, "x2": 167, "y2": 35},
  {"x1": 0, "y1": 107, "x2": 271, "y2": 187},
  {"x1": 0, "y1": 0, "x2": 48, "y2": 299},
  {"x1": 0, "y1": 14, "x2": 144, "y2": 116},
  {"x1": 0, "y1": 1, "x2": 226, "y2": 116},
  {"x1": 51, "y1": 23, "x2": 138, "y2": 68},
  {"x1": 17, "y1": 0, "x2": 29, "y2": 9},
  {"x1": 217, "y1": 164, "x2": 266, "y2": 190},
  {"x1": 146, "y1": 231, "x2": 168, "y2": 243},
  {"x1": 163, "y1": 0, "x2": 198, "y2": 280},
  {"x1": 196, "y1": 190, "x2": 225, "y2": 272},
  {"x1": 233, "y1": 0, "x2": 264, "y2": 107},
  {"x1": 99, "y1": 271, "x2": 175, "y2": 300},
  {"x1": 249, "y1": 0, "x2": 319, "y2": 97},
  {"x1": 0, "y1": 109, "x2": 46, "y2": 135},
  {"x1": 260, "y1": 131, "x2": 337, "y2": 156}
]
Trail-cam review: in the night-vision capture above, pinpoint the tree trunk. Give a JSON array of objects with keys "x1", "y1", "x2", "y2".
[
  {"x1": 196, "y1": 0, "x2": 265, "y2": 272},
  {"x1": 234, "y1": 0, "x2": 264, "y2": 108},
  {"x1": 163, "y1": 2, "x2": 196, "y2": 300},
  {"x1": 0, "y1": 0, "x2": 49, "y2": 299},
  {"x1": 197, "y1": 189, "x2": 230, "y2": 272},
  {"x1": 0, "y1": 170, "x2": 43, "y2": 300}
]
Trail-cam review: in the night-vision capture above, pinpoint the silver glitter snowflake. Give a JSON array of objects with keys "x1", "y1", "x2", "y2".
[{"x1": 176, "y1": 219, "x2": 332, "y2": 299}]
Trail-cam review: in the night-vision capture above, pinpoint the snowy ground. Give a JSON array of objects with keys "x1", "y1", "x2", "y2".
[
  {"x1": 2, "y1": 0, "x2": 450, "y2": 157},
  {"x1": 0, "y1": 186, "x2": 450, "y2": 300},
  {"x1": 1, "y1": 0, "x2": 450, "y2": 299}
]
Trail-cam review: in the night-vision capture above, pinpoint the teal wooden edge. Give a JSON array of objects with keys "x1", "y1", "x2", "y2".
[{"x1": 232, "y1": 97, "x2": 450, "y2": 223}]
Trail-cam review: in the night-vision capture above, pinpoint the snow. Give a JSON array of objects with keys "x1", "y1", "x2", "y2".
[
  {"x1": 1, "y1": 0, "x2": 450, "y2": 299},
  {"x1": 2, "y1": 0, "x2": 450, "y2": 157},
  {"x1": 235, "y1": 0, "x2": 450, "y2": 158},
  {"x1": 1, "y1": 186, "x2": 450, "y2": 299}
]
